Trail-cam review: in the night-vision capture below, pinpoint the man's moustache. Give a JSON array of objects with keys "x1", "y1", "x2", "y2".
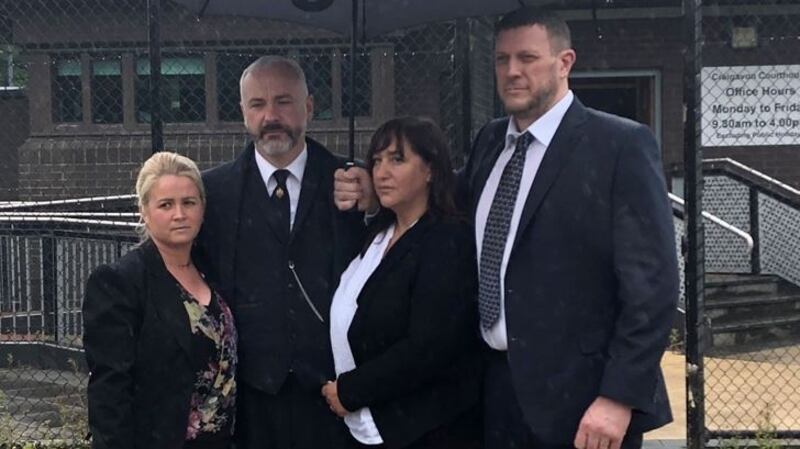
[{"x1": 260, "y1": 124, "x2": 291, "y2": 136}]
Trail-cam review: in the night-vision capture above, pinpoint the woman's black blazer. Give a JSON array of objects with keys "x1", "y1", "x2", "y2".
[
  {"x1": 83, "y1": 240, "x2": 211, "y2": 449},
  {"x1": 336, "y1": 213, "x2": 482, "y2": 449}
]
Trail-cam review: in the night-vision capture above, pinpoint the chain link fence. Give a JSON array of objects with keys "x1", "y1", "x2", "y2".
[
  {"x1": 0, "y1": 196, "x2": 138, "y2": 444},
  {"x1": 4, "y1": 0, "x2": 800, "y2": 446},
  {"x1": 0, "y1": 0, "x2": 496, "y2": 444},
  {"x1": 687, "y1": 0, "x2": 800, "y2": 443}
]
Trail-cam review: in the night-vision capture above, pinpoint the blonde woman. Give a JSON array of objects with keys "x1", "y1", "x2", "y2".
[{"x1": 83, "y1": 152, "x2": 237, "y2": 449}]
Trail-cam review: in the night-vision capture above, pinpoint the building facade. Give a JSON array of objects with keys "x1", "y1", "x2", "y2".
[{"x1": 2, "y1": 1, "x2": 800, "y2": 199}]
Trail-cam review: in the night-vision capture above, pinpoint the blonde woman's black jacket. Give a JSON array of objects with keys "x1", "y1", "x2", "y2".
[
  {"x1": 335, "y1": 214, "x2": 482, "y2": 449},
  {"x1": 83, "y1": 240, "x2": 209, "y2": 449}
]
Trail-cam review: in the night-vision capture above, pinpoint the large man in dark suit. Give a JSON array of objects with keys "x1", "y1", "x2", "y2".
[
  {"x1": 459, "y1": 8, "x2": 679, "y2": 449},
  {"x1": 196, "y1": 56, "x2": 364, "y2": 449},
  {"x1": 337, "y1": 6, "x2": 678, "y2": 449}
]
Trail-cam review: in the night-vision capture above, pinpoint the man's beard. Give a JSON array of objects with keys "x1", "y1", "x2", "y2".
[
  {"x1": 255, "y1": 122, "x2": 301, "y2": 157},
  {"x1": 503, "y1": 67, "x2": 560, "y2": 121},
  {"x1": 505, "y1": 80, "x2": 557, "y2": 120}
]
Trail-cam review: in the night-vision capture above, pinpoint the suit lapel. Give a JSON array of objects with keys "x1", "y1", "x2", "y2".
[
  {"x1": 292, "y1": 139, "x2": 323, "y2": 241},
  {"x1": 141, "y1": 241, "x2": 192, "y2": 359},
  {"x1": 471, "y1": 120, "x2": 509, "y2": 217},
  {"x1": 356, "y1": 214, "x2": 433, "y2": 306},
  {"x1": 513, "y1": 99, "x2": 589, "y2": 248}
]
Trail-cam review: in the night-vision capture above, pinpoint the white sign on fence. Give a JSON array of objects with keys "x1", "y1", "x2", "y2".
[{"x1": 701, "y1": 65, "x2": 800, "y2": 147}]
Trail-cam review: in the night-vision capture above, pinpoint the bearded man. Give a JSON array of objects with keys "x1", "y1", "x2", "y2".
[{"x1": 196, "y1": 56, "x2": 366, "y2": 449}]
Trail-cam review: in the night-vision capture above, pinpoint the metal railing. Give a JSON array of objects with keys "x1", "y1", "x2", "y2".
[
  {"x1": 670, "y1": 192, "x2": 754, "y2": 313},
  {"x1": 701, "y1": 158, "x2": 800, "y2": 285},
  {"x1": 675, "y1": 157, "x2": 800, "y2": 442},
  {"x1": 0, "y1": 205, "x2": 136, "y2": 442},
  {"x1": 0, "y1": 218, "x2": 137, "y2": 348}
]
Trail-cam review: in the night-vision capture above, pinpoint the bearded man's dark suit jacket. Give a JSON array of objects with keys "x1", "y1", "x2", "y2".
[
  {"x1": 460, "y1": 98, "x2": 679, "y2": 444},
  {"x1": 196, "y1": 137, "x2": 365, "y2": 448}
]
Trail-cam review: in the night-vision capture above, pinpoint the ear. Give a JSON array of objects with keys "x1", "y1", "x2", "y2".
[
  {"x1": 139, "y1": 206, "x2": 148, "y2": 224},
  {"x1": 558, "y1": 49, "x2": 576, "y2": 79},
  {"x1": 305, "y1": 94, "x2": 315, "y2": 123}
]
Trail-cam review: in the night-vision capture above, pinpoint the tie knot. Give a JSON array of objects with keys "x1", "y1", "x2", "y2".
[
  {"x1": 273, "y1": 169, "x2": 290, "y2": 188},
  {"x1": 515, "y1": 132, "x2": 534, "y2": 153}
]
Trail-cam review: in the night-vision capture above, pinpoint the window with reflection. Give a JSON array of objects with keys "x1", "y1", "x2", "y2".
[
  {"x1": 217, "y1": 52, "x2": 260, "y2": 123},
  {"x1": 92, "y1": 58, "x2": 123, "y2": 124},
  {"x1": 52, "y1": 58, "x2": 82, "y2": 123},
  {"x1": 298, "y1": 49, "x2": 333, "y2": 120},
  {"x1": 136, "y1": 56, "x2": 206, "y2": 123}
]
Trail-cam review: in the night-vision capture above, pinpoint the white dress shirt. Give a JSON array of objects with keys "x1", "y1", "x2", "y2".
[
  {"x1": 329, "y1": 225, "x2": 395, "y2": 445},
  {"x1": 254, "y1": 146, "x2": 308, "y2": 229},
  {"x1": 476, "y1": 91, "x2": 574, "y2": 350}
]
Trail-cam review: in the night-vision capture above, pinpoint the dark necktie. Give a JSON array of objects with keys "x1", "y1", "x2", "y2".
[
  {"x1": 272, "y1": 169, "x2": 290, "y2": 240},
  {"x1": 478, "y1": 131, "x2": 534, "y2": 330}
]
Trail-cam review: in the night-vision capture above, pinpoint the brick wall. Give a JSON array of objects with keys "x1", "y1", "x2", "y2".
[
  {"x1": 16, "y1": 127, "x2": 375, "y2": 199},
  {"x1": 570, "y1": 17, "x2": 686, "y2": 175},
  {"x1": 12, "y1": 7, "x2": 800, "y2": 199}
]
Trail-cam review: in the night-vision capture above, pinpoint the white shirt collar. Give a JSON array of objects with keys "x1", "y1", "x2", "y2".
[
  {"x1": 505, "y1": 90, "x2": 574, "y2": 148},
  {"x1": 254, "y1": 144, "x2": 308, "y2": 186}
]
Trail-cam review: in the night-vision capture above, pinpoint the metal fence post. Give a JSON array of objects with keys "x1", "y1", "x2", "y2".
[
  {"x1": 683, "y1": 1, "x2": 706, "y2": 448},
  {"x1": 147, "y1": 0, "x2": 163, "y2": 154},
  {"x1": 749, "y1": 186, "x2": 761, "y2": 274},
  {"x1": 456, "y1": 18, "x2": 472, "y2": 162},
  {"x1": 41, "y1": 235, "x2": 58, "y2": 345}
]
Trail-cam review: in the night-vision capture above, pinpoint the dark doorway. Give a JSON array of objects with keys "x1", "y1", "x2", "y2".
[{"x1": 570, "y1": 75, "x2": 656, "y2": 130}]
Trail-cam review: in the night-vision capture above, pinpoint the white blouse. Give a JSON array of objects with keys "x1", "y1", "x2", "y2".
[{"x1": 329, "y1": 225, "x2": 395, "y2": 445}]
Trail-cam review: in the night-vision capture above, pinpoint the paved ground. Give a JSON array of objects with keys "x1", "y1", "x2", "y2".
[
  {"x1": 645, "y1": 343, "x2": 800, "y2": 445},
  {"x1": 1, "y1": 346, "x2": 797, "y2": 445},
  {"x1": 704, "y1": 344, "x2": 800, "y2": 432},
  {"x1": 645, "y1": 352, "x2": 686, "y2": 441}
]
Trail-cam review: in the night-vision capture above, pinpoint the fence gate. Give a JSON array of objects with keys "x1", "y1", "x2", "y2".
[{"x1": 685, "y1": 1, "x2": 800, "y2": 447}]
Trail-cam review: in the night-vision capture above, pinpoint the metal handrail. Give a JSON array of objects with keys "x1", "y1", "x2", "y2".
[
  {"x1": 0, "y1": 211, "x2": 139, "y2": 218},
  {"x1": 0, "y1": 194, "x2": 137, "y2": 210},
  {"x1": 669, "y1": 192, "x2": 754, "y2": 254},
  {"x1": 0, "y1": 216, "x2": 138, "y2": 228},
  {"x1": 705, "y1": 157, "x2": 800, "y2": 197}
]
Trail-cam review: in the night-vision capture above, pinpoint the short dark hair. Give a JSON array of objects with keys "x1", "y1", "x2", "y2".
[
  {"x1": 495, "y1": 7, "x2": 572, "y2": 52},
  {"x1": 363, "y1": 117, "x2": 459, "y2": 249}
]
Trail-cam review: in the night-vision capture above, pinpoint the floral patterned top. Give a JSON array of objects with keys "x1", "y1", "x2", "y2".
[{"x1": 179, "y1": 286, "x2": 237, "y2": 447}]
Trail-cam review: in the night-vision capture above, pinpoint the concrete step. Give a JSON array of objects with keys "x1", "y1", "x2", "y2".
[
  {"x1": 705, "y1": 273, "x2": 784, "y2": 297},
  {"x1": 706, "y1": 293, "x2": 800, "y2": 325},
  {"x1": 710, "y1": 312, "x2": 800, "y2": 349},
  {"x1": 702, "y1": 274, "x2": 800, "y2": 351}
]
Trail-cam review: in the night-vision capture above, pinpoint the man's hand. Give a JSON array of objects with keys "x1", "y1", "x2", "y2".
[
  {"x1": 334, "y1": 167, "x2": 378, "y2": 213},
  {"x1": 573, "y1": 396, "x2": 632, "y2": 449},
  {"x1": 321, "y1": 380, "x2": 350, "y2": 417}
]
